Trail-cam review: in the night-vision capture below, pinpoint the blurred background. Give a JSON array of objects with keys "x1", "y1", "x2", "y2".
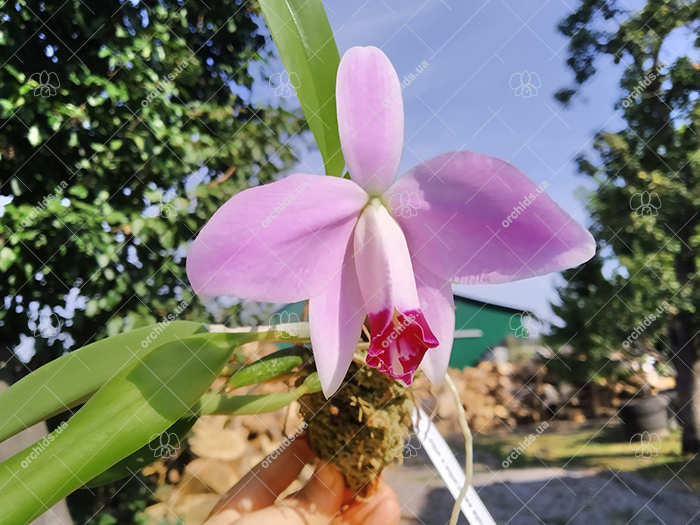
[{"x1": 1, "y1": 0, "x2": 699, "y2": 523}]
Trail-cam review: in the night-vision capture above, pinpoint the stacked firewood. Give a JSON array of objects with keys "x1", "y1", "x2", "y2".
[
  {"x1": 411, "y1": 359, "x2": 675, "y2": 435},
  {"x1": 412, "y1": 362, "x2": 521, "y2": 434}
]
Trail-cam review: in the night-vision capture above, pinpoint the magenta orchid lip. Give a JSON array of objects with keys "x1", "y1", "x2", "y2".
[{"x1": 186, "y1": 46, "x2": 595, "y2": 397}]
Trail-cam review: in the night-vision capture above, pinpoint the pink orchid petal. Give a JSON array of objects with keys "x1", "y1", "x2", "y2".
[
  {"x1": 337, "y1": 46, "x2": 404, "y2": 194},
  {"x1": 186, "y1": 174, "x2": 368, "y2": 302},
  {"x1": 309, "y1": 247, "x2": 366, "y2": 397},
  {"x1": 413, "y1": 262, "x2": 455, "y2": 384},
  {"x1": 386, "y1": 151, "x2": 595, "y2": 284},
  {"x1": 353, "y1": 201, "x2": 438, "y2": 384}
]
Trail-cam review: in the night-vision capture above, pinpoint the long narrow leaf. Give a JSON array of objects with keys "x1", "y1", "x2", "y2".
[
  {"x1": 0, "y1": 332, "x2": 234, "y2": 524},
  {"x1": 228, "y1": 346, "x2": 311, "y2": 389},
  {"x1": 0, "y1": 325, "x2": 313, "y2": 522},
  {"x1": 0, "y1": 320, "x2": 207, "y2": 444},
  {"x1": 88, "y1": 351, "x2": 319, "y2": 487},
  {"x1": 84, "y1": 416, "x2": 198, "y2": 488},
  {"x1": 259, "y1": 0, "x2": 344, "y2": 176}
]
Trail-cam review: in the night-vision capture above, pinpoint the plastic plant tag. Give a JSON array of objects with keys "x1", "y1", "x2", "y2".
[{"x1": 411, "y1": 407, "x2": 497, "y2": 525}]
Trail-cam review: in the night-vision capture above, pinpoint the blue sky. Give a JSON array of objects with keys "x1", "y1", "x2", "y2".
[{"x1": 265, "y1": 0, "x2": 628, "y2": 324}]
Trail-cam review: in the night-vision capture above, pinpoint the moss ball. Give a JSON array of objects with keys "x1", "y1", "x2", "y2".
[{"x1": 299, "y1": 362, "x2": 414, "y2": 497}]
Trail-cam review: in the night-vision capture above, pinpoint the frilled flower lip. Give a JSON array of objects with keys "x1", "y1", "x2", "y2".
[
  {"x1": 186, "y1": 46, "x2": 596, "y2": 397},
  {"x1": 366, "y1": 308, "x2": 438, "y2": 385}
]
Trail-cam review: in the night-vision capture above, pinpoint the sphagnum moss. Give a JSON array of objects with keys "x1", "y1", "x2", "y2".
[{"x1": 299, "y1": 361, "x2": 414, "y2": 497}]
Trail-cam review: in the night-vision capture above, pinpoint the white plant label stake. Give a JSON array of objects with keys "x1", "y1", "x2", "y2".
[{"x1": 411, "y1": 407, "x2": 497, "y2": 525}]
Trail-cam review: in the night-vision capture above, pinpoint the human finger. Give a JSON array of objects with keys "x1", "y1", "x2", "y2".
[
  {"x1": 334, "y1": 480, "x2": 401, "y2": 525},
  {"x1": 229, "y1": 461, "x2": 347, "y2": 525},
  {"x1": 207, "y1": 437, "x2": 315, "y2": 522}
]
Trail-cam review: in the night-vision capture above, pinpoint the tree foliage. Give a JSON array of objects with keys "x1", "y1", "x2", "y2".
[
  {"x1": 547, "y1": 239, "x2": 671, "y2": 388},
  {"x1": 0, "y1": 0, "x2": 304, "y2": 374},
  {"x1": 552, "y1": 0, "x2": 700, "y2": 451}
]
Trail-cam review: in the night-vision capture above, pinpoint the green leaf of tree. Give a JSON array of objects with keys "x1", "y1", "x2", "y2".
[{"x1": 27, "y1": 125, "x2": 41, "y2": 146}]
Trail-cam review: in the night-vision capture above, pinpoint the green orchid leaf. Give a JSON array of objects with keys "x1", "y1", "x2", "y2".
[
  {"x1": 0, "y1": 320, "x2": 207, "y2": 444},
  {"x1": 86, "y1": 347, "x2": 316, "y2": 488},
  {"x1": 228, "y1": 346, "x2": 311, "y2": 389},
  {"x1": 84, "y1": 416, "x2": 198, "y2": 488},
  {"x1": 88, "y1": 355, "x2": 318, "y2": 489},
  {"x1": 0, "y1": 332, "x2": 235, "y2": 524},
  {"x1": 258, "y1": 0, "x2": 344, "y2": 176}
]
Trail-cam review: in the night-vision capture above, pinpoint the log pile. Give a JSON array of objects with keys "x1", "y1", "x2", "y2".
[
  {"x1": 412, "y1": 362, "x2": 520, "y2": 434},
  {"x1": 411, "y1": 358, "x2": 675, "y2": 435}
]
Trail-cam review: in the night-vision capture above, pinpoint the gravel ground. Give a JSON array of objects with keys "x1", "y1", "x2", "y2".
[{"x1": 383, "y1": 448, "x2": 700, "y2": 525}]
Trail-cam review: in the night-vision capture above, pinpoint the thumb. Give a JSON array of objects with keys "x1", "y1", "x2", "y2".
[{"x1": 284, "y1": 461, "x2": 347, "y2": 523}]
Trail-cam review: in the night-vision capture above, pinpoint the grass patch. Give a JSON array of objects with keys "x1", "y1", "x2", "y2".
[{"x1": 474, "y1": 423, "x2": 700, "y2": 488}]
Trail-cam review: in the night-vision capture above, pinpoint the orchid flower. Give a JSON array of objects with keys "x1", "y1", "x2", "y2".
[{"x1": 186, "y1": 46, "x2": 595, "y2": 396}]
